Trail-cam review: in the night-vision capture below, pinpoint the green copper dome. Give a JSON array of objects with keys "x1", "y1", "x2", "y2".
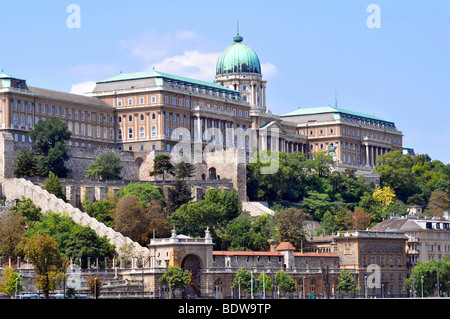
[{"x1": 216, "y1": 33, "x2": 261, "y2": 75}]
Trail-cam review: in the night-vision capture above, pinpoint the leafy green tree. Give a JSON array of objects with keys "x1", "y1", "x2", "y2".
[
  {"x1": 118, "y1": 183, "x2": 164, "y2": 207},
  {"x1": 85, "y1": 150, "x2": 123, "y2": 180},
  {"x1": 173, "y1": 159, "x2": 195, "y2": 180},
  {"x1": 232, "y1": 268, "x2": 255, "y2": 295},
  {"x1": 169, "y1": 189, "x2": 241, "y2": 248},
  {"x1": 11, "y1": 198, "x2": 43, "y2": 224},
  {"x1": 27, "y1": 212, "x2": 115, "y2": 267},
  {"x1": 160, "y1": 266, "x2": 192, "y2": 299},
  {"x1": 274, "y1": 270, "x2": 296, "y2": 295},
  {"x1": 404, "y1": 257, "x2": 450, "y2": 297},
  {"x1": 44, "y1": 172, "x2": 66, "y2": 201},
  {"x1": 0, "y1": 267, "x2": 23, "y2": 298},
  {"x1": 150, "y1": 154, "x2": 174, "y2": 181},
  {"x1": 320, "y1": 210, "x2": 338, "y2": 235},
  {"x1": 166, "y1": 181, "x2": 192, "y2": 215},
  {"x1": 255, "y1": 272, "x2": 273, "y2": 294},
  {"x1": 82, "y1": 194, "x2": 116, "y2": 228},
  {"x1": 301, "y1": 191, "x2": 334, "y2": 221},
  {"x1": 337, "y1": 269, "x2": 357, "y2": 295},
  {"x1": 18, "y1": 234, "x2": 69, "y2": 298},
  {"x1": 14, "y1": 149, "x2": 38, "y2": 177},
  {"x1": 29, "y1": 116, "x2": 72, "y2": 177}
]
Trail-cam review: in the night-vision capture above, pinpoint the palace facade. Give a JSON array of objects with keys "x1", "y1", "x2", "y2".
[{"x1": 0, "y1": 31, "x2": 403, "y2": 177}]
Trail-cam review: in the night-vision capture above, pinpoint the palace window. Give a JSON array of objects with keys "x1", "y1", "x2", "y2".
[{"x1": 128, "y1": 128, "x2": 133, "y2": 139}]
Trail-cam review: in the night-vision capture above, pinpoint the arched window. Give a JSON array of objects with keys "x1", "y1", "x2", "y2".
[
  {"x1": 139, "y1": 127, "x2": 145, "y2": 138},
  {"x1": 117, "y1": 129, "x2": 122, "y2": 140},
  {"x1": 128, "y1": 128, "x2": 133, "y2": 139},
  {"x1": 20, "y1": 115, "x2": 25, "y2": 127},
  {"x1": 152, "y1": 126, "x2": 156, "y2": 137}
]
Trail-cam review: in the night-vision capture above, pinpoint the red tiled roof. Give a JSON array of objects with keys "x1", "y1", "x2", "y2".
[
  {"x1": 275, "y1": 242, "x2": 296, "y2": 251},
  {"x1": 213, "y1": 251, "x2": 282, "y2": 256},
  {"x1": 294, "y1": 252, "x2": 338, "y2": 257}
]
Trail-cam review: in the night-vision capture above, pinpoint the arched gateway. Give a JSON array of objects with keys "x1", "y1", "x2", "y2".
[{"x1": 148, "y1": 227, "x2": 214, "y2": 298}]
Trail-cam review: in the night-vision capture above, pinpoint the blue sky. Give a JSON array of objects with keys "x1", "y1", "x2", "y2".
[{"x1": 2, "y1": 1, "x2": 449, "y2": 163}]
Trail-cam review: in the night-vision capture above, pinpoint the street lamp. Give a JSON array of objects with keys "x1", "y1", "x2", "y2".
[
  {"x1": 421, "y1": 276, "x2": 424, "y2": 298},
  {"x1": 238, "y1": 277, "x2": 241, "y2": 299},
  {"x1": 364, "y1": 275, "x2": 367, "y2": 299}
]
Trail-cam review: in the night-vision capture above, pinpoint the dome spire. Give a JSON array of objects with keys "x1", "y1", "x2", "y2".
[{"x1": 233, "y1": 21, "x2": 243, "y2": 43}]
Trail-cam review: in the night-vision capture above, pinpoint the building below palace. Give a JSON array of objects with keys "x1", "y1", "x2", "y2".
[{"x1": 117, "y1": 228, "x2": 409, "y2": 299}]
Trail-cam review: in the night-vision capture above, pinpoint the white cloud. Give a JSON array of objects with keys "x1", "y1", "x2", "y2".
[
  {"x1": 261, "y1": 62, "x2": 278, "y2": 79},
  {"x1": 154, "y1": 50, "x2": 221, "y2": 81},
  {"x1": 70, "y1": 81, "x2": 96, "y2": 95},
  {"x1": 120, "y1": 30, "x2": 210, "y2": 62}
]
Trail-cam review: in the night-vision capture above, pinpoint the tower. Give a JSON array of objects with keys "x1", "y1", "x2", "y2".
[{"x1": 215, "y1": 30, "x2": 267, "y2": 113}]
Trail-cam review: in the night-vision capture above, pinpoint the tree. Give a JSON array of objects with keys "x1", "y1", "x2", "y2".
[
  {"x1": 44, "y1": 172, "x2": 66, "y2": 201},
  {"x1": 274, "y1": 207, "x2": 309, "y2": 250},
  {"x1": 10, "y1": 198, "x2": 43, "y2": 224},
  {"x1": 113, "y1": 195, "x2": 151, "y2": 245},
  {"x1": 18, "y1": 234, "x2": 68, "y2": 298},
  {"x1": 118, "y1": 183, "x2": 164, "y2": 207},
  {"x1": 27, "y1": 212, "x2": 115, "y2": 268},
  {"x1": 29, "y1": 116, "x2": 72, "y2": 177},
  {"x1": 0, "y1": 267, "x2": 23, "y2": 298},
  {"x1": 255, "y1": 272, "x2": 273, "y2": 295},
  {"x1": 404, "y1": 258, "x2": 450, "y2": 297},
  {"x1": 274, "y1": 270, "x2": 296, "y2": 296},
  {"x1": 372, "y1": 186, "x2": 396, "y2": 211},
  {"x1": 337, "y1": 269, "x2": 357, "y2": 296},
  {"x1": 346, "y1": 208, "x2": 372, "y2": 230},
  {"x1": 173, "y1": 159, "x2": 195, "y2": 180},
  {"x1": 160, "y1": 266, "x2": 192, "y2": 298},
  {"x1": 85, "y1": 150, "x2": 123, "y2": 180},
  {"x1": 150, "y1": 154, "x2": 174, "y2": 181},
  {"x1": 86, "y1": 275, "x2": 103, "y2": 299},
  {"x1": 14, "y1": 149, "x2": 37, "y2": 177},
  {"x1": 232, "y1": 268, "x2": 255, "y2": 296},
  {"x1": 82, "y1": 191, "x2": 117, "y2": 228},
  {"x1": 146, "y1": 200, "x2": 172, "y2": 239},
  {"x1": 0, "y1": 210, "x2": 26, "y2": 257},
  {"x1": 425, "y1": 190, "x2": 449, "y2": 218},
  {"x1": 166, "y1": 181, "x2": 192, "y2": 215},
  {"x1": 301, "y1": 191, "x2": 334, "y2": 221}
]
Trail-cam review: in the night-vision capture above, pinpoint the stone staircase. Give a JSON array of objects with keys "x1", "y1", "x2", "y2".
[
  {"x1": 242, "y1": 201, "x2": 275, "y2": 216},
  {"x1": 2, "y1": 178, "x2": 150, "y2": 257}
]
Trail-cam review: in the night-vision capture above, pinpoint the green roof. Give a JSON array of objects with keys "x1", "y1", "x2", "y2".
[
  {"x1": 282, "y1": 106, "x2": 393, "y2": 123},
  {"x1": 97, "y1": 70, "x2": 237, "y2": 93},
  {"x1": 0, "y1": 72, "x2": 26, "y2": 81},
  {"x1": 216, "y1": 35, "x2": 261, "y2": 75}
]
